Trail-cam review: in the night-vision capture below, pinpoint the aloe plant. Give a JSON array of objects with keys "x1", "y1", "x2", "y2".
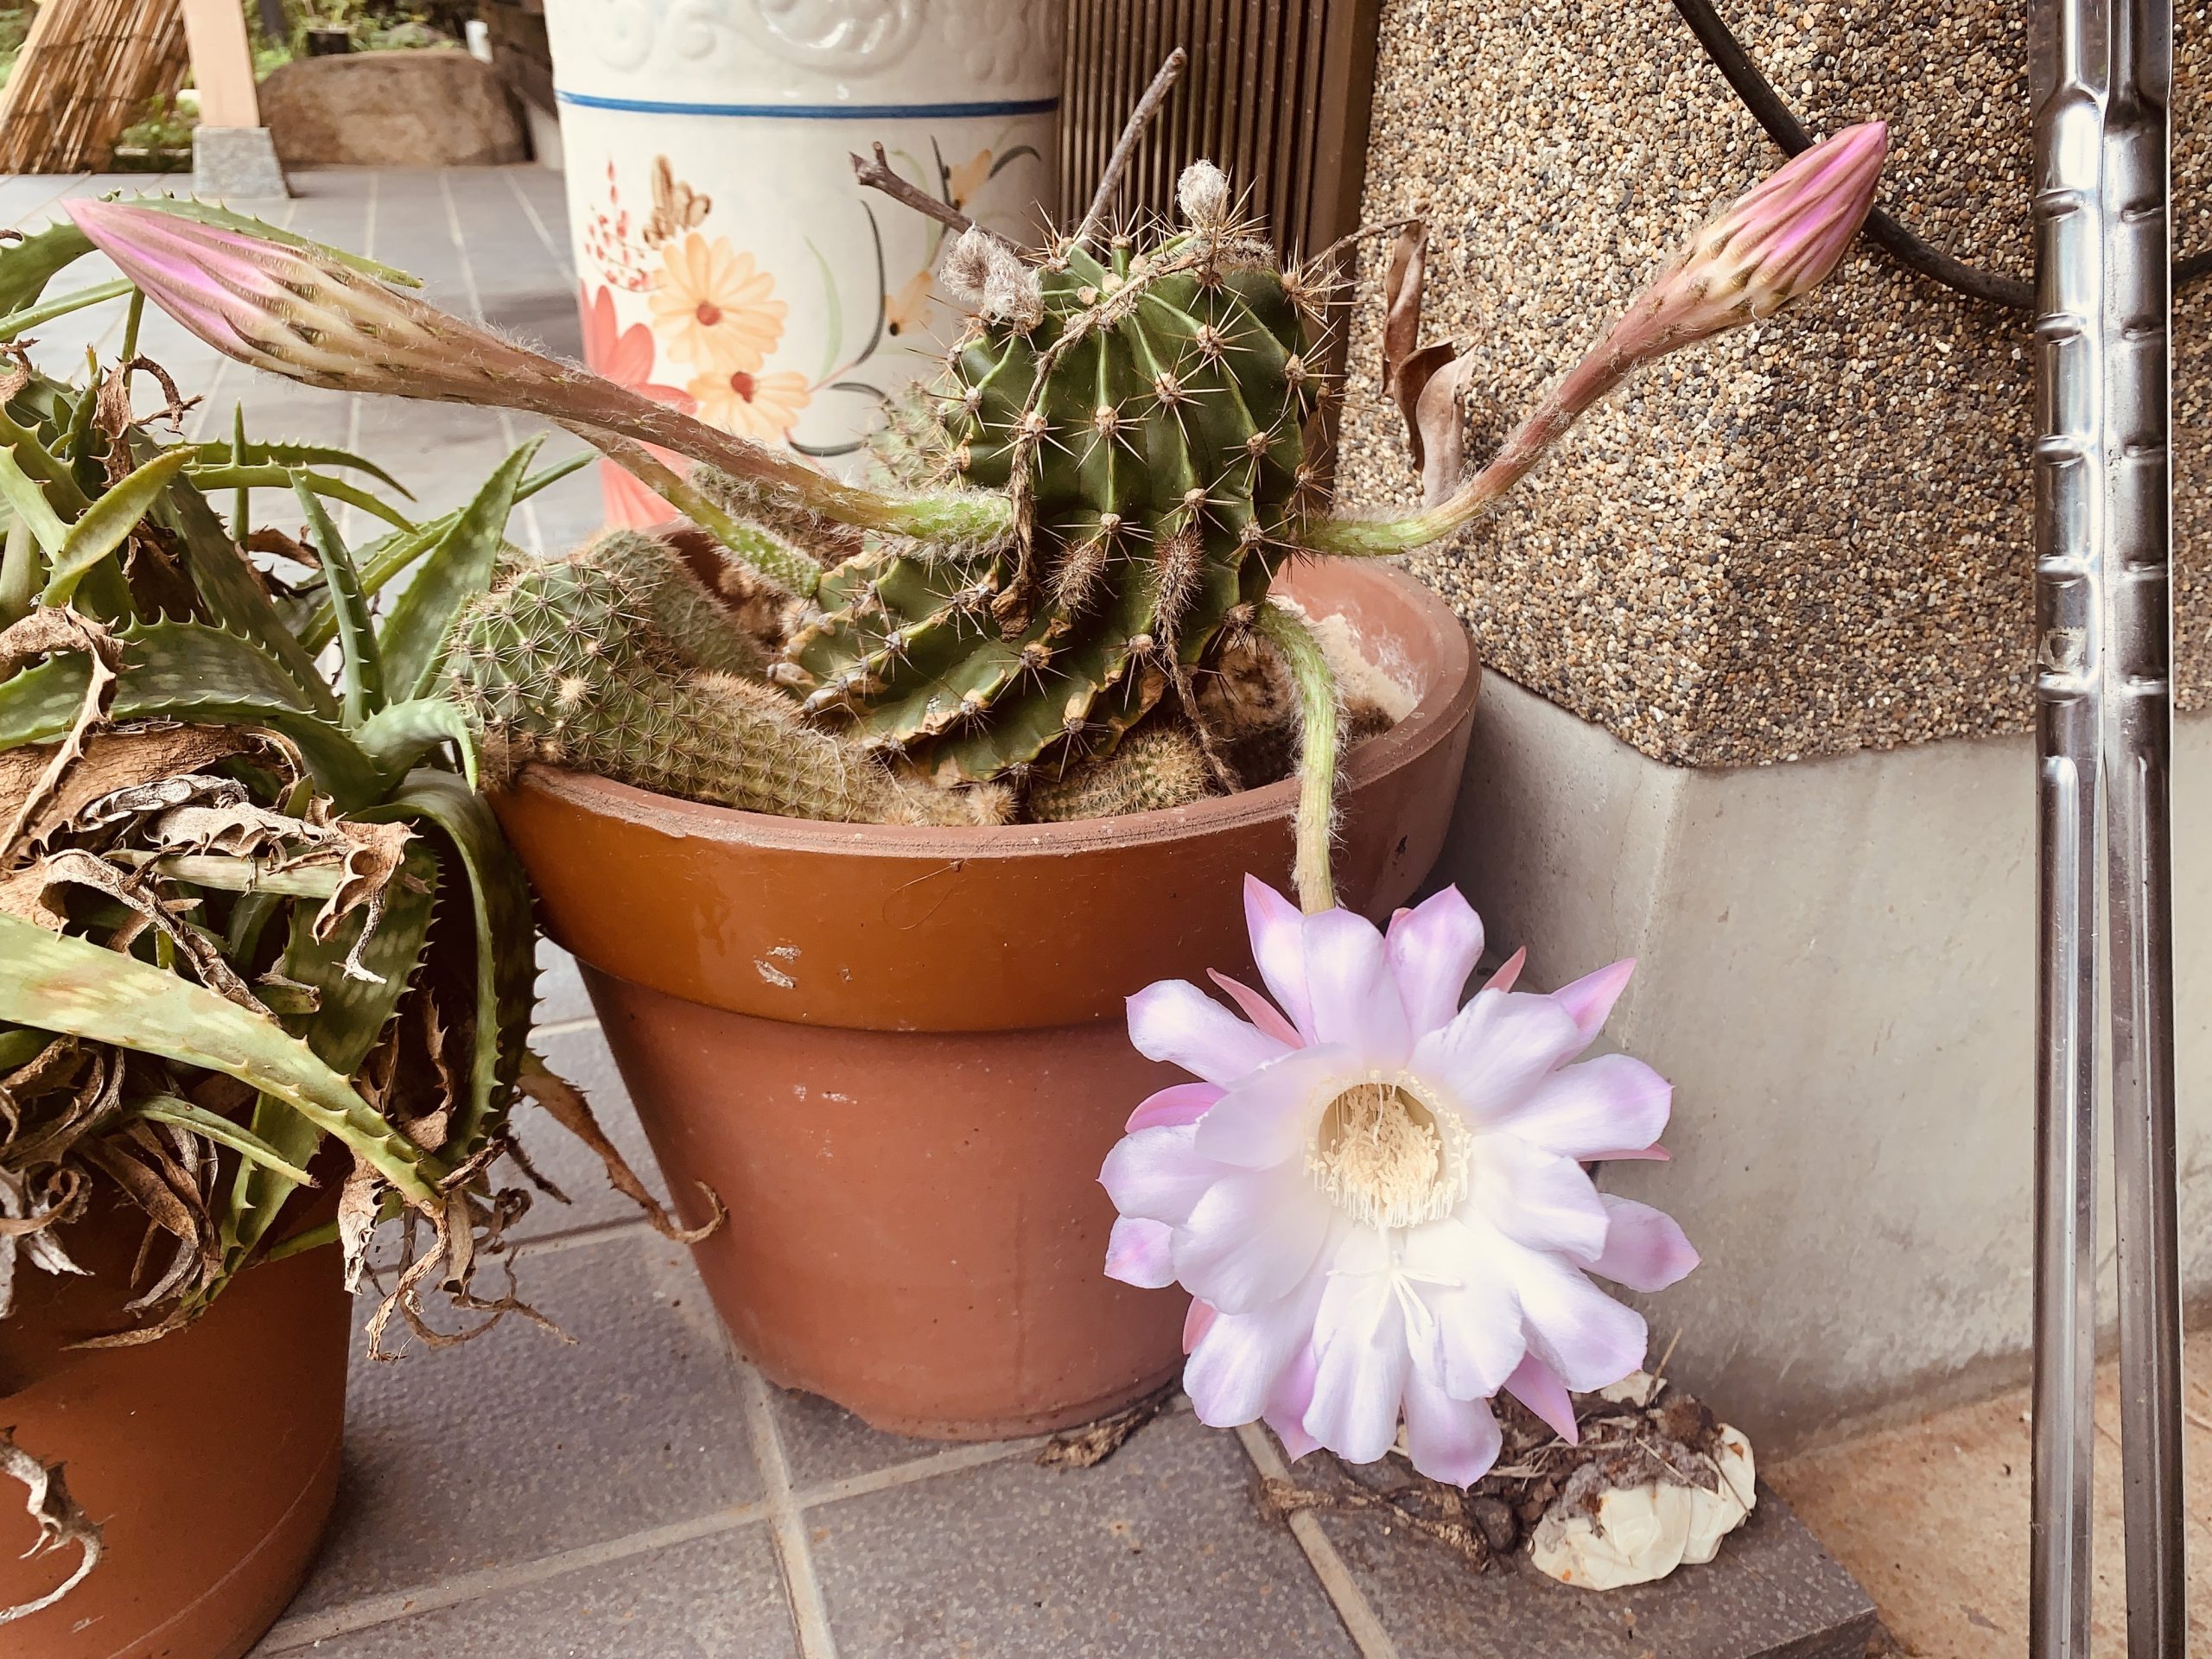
[{"x1": 0, "y1": 207, "x2": 683, "y2": 1375}]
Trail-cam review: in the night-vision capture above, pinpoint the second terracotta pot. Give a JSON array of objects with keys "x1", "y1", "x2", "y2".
[{"x1": 496, "y1": 561, "x2": 1478, "y2": 1438}]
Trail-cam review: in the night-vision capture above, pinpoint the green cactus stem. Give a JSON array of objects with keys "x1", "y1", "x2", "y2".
[
  {"x1": 1027, "y1": 719, "x2": 1220, "y2": 821},
  {"x1": 441, "y1": 537, "x2": 1001, "y2": 827}
]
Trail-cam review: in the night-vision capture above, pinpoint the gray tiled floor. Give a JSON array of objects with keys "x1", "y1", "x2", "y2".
[{"x1": 4, "y1": 166, "x2": 1878, "y2": 1658}]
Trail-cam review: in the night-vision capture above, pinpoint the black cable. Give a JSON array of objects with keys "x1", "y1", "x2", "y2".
[{"x1": 1671, "y1": 0, "x2": 2208, "y2": 311}]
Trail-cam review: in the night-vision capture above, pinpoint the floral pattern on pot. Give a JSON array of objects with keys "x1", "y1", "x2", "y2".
[
  {"x1": 578, "y1": 278, "x2": 696, "y2": 527},
  {"x1": 544, "y1": 0, "x2": 1060, "y2": 514}
]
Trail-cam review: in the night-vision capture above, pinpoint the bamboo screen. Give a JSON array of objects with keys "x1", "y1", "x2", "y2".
[{"x1": 1059, "y1": 0, "x2": 1387, "y2": 262}]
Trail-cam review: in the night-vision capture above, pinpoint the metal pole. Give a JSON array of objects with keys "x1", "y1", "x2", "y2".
[{"x1": 2030, "y1": 2, "x2": 2184, "y2": 1655}]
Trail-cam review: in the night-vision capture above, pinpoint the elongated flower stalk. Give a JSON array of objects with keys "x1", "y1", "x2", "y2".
[
  {"x1": 63, "y1": 200, "x2": 1013, "y2": 550},
  {"x1": 1308, "y1": 121, "x2": 1888, "y2": 556},
  {"x1": 70, "y1": 124, "x2": 1885, "y2": 906}
]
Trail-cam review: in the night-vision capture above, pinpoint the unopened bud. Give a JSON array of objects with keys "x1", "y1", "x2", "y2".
[{"x1": 1178, "y1": 160, "x2": 1232, "y2": 230}]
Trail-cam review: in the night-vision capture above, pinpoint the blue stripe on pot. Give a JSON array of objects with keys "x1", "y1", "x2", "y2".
[{"x1": 554, "y1": 91, "x2": 1061, "y2": 121}]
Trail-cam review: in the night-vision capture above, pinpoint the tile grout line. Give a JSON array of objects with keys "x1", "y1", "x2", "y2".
[
  {"x1": 790, "y1": 1433, "x2": 1051, "y2": 1511},
  {"x1": 439, "y1": 168, "x2": 550, "y2": 556},
  {"x1": 502, "y1": 167, "x2": 575, "y2": 280},
  {"x1": 1234, "y1": 1423, "x2": 1404, "y2": 1659},
  {"x1": 508, "y1": 1213, "x2": 652, "y2": 1258},
  {"x1": 736, "y1": 1363, "x2": 843, "y2": 1658},
  {"x1": 254, "y1": 1502, "x2": 771, "y2": 1652},
  {"x1": 532, "y1": 1014, "x2": 601, "y2": 1039}
]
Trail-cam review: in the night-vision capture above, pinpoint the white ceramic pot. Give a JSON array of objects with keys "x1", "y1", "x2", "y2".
[{"x1": 542, "y1": 0, "x2": 1062, "y2": 522}]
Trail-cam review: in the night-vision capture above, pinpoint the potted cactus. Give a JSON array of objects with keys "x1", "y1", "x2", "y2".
[
  {"x1": 0, "y1": 212, "x2": 684, "y2": 1658},
  {"x1": 69, "y1": 69, "x2": 1887, "y2": 1439}
]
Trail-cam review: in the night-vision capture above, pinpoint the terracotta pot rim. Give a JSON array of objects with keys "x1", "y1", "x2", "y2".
[{"x1": 505, "y1": 561, "x2": 1475, "y2": 863}]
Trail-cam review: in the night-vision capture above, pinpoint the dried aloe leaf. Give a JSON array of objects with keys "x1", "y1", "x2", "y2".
[
  {"x1": 0, "y1": 724, "x2": 245, "y2": 848},
  {"x1": 0, "y1": 610, "x2": 119, "y2": 858},
  {"x1": 515, "y1": 1056, "x2": 723, "y2": 1243},
  {"x1": 0, "y1": 1428, "x2": 101, "y2": 1626}
]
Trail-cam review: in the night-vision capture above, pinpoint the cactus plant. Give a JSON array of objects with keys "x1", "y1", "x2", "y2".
[{"x1": 67, "y1": 83, "x2": 1888, "y2": 917}]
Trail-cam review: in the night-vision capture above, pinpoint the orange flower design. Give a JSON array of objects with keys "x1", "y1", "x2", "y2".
[
  {"x1": 651, "y1": 232, "x2": 785, "y2": 372},
  {"x1": 885, "y1": 268, "x2": 934, "y2": 340},
  {"x1": 946, "y1": 149, "x2": 993, "y2": 213},
  {"x1": 687, "y1": 365, "x2": 811, "y2": 444},
  {"x1": 578, "y1": 282, "x2": 692, "y2": 526}
]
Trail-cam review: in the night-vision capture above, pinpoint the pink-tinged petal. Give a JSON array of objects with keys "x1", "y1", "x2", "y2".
[
  {"x1": 1402, "y1": 1367, "x2": 1504, "y2": 1487},
  {"x1": 1385, "y1": 887, "x2": 1485, "y2": 1036},
  {"x1": 1192, "y1": 1044, "x2": 1348, "y2": 1168},
  {"x1": 1472, "y1": 1135, "x2": 1609, "y2": 1262},
  {"x1": 1305, "y1": 1265, "x2": 1412, "y2": 1464},
  {"x1": 1590, "y1": 1195, "x2": 1700, "y2": 1292},
  {"x1": 1099, "y1": 1124, "x2": 1224, "y2": 1225},
  {"x1": 1127, "y1": 978, "x2": 1286, "y2": 1084},
  {"x1": 1173, "y1": 1166, "x2": 1333, "y2": 1313},
  {"x1": 1184, "y1": 1298, "x2": 1217, "y2": 1354},
  {"x1": 1484, "y1": 947, "x2": 1527, "y2": 994},
  {"x1": 1584, "y1": 1143, "x2": 1670, "y2": 1163},
  {"x1": 1408, "y1": 989, "x2": 1584, "y2": 1123},
  {"x1": 1514, "y1": 1251, "x2": 1649, "y2": 1393},
  {"x1": 1263, "y1": 1342, "x2": 1321, "y2": 1459},
  {"x1": 1208, "y1": 970, "x2": 1302, "y2": 1048},
  {"x1": 1243, "y1": 874, "x2": 1315, "y2": 1039},
  {"x1": 1126, "y1": 1081, "x2": 1223, "y2": 1133},
  {"x1": 1554, "y1": 958, "x2": 1635, "y2": 1041},
  {"x1": 1492, "y1": 1053, "x2": 1671, "y2": 1161},
  {"x1": 1103, "y1": 1217, "x2": 1177, "y2": 1287},
  {"x1": 1402, "y1": 1218, "x2": 1525, "y2": 1397},
  {"x1": 1503, "y1": 1351, "x2": 1580, "y2": 1443},
  {"x1": 1183, "y1": 1271, "x2": 1325, "y2": 1426},
  {"x1": 1302, "y1": 907, "x2": 1412, "y2": 1065}
]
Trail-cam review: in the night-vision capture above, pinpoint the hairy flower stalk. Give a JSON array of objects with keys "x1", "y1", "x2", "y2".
[
  {"x1": 64, "y1": 200, "x2": 1012, "y2": 546},
  {"x1": 1306, "y1": 120, "x2": 1888, "y2": 556}
]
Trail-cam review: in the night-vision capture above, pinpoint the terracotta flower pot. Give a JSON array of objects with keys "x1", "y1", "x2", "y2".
[
  {"x1": 0, "y1": 1204, "x2": 348, "y2": 1658},
  {"x1": 493, "y1": 560, "x2": 1478, "y2": 1438}
]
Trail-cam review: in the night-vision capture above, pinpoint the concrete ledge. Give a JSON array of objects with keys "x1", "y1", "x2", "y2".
[{"x1": 1443, "y1": 674, "x2": 2212, "y2": 1452}]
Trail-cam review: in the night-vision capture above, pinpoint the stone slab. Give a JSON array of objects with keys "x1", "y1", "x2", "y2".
[
  {"x1": 808, "y1": 1410, "x2": 1358, "y2": 1658},
  {"x1": 1318, "y1": 1481, "x2": 1882, "y2": 1659},
  {"x1": 193, "y1": 125, "x2": 289, "y2": 200},
  {"x1": 260, "y1": 52, "x2": 526, "y2": 168},
  {"x1": 287, "y1": 1229, "x2": 756, "y2": 1618},
  {"x1": 1442, "y1": 671, "x2": 2212, "y2": 1450}
]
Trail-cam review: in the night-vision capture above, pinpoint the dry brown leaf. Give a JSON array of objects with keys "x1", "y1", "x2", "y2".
[
  {"x1": 149, "y1": 798, "x2": 307, "y2": 858},
  {"x1": 1035, "y1": 1381, "x2": 1178, "y2": 1471},
  {"x1": 33, "y1": 849, "x2": 263, "y2": 1009},
  {"x1": 1396, "y1": 340, "x2": 1460, "y2": 476},
  {"x1": 315, "y1": 821, "x2": 414, "y2": 952},
  {"x1": 337, "y1": 1155, "x2": 381, "y2": 1294},
  {"x1": 0, "y1": 611, "x2": 122, "y2": 861},
  {"x1": 0, "y1": 727, "x2": 245, "y2": 848},
  {"x1": 245, "y1": 525, "x2": 317, "y2": 569},
  {"x1": 0, "y1": 1428, "x2": 103, "y2": 1626},
  {"x1": 1381, "y1": 218, "x2": 1427, "y2": 390},
  {"x1": 1413, "y1": 351, "x2": 1478, "y2": 509},
  {"x1": 516, "y1": 1058, "x2": 725, "y2": 1243}
]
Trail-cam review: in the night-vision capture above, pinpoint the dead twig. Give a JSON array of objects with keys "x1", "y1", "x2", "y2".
[
  {"x1": 849, "y1": 143, "x2": 1011, "y2": 248},
  {"x1": 1035, "y1": 1380, "x2": 1179, "y2": 1471},
  {"x1": 1076, "y1": 48, "x2": 1189, "y2": 244}
]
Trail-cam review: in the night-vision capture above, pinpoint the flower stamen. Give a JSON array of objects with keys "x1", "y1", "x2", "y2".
[{"x1": 1306, "y1": 1079, "x2": 1469, "y2": 1231}]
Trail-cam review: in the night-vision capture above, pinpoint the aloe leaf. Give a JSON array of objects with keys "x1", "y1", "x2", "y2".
[
  {"x1": 0, "y1": 515, "x2": 37, "y2": 627},
  {"x1": 290, "y1": 476, "x2": 383, "y2": 725},
  {"x1": 0, "y1": 220, "x2": 97, "y2": 315},
  {"x1": 186, "y1": 439, "x2": 410, "y2": 498},
  {"x1": 0, "y1": 404, "x2": 92, "y2": 518},
  {"x1": 292, "y1": 452, "x2": 589, "y2": 653},
  {"x1": 0, "y1": 1027, "x2": 52, "y2": 1070},
  {"x1": 184, "y1": 465, "x2": 411, "y2": 532},
  {"x1": 378, "y1": 438, "x2": 538, "y2": 699},
  {"x1": 0, "y1": 912, "x2": 438, "y2": 1204},
  {"x1": 361, "y1": 770, "x2": 532, "y2": 1162},
  {"x1": 131, "y1": 197, "x2": 423, "y2": 288},
  {"x1": 217, "y1": 838, "x2": 439, "y2": 1280},
  {"x1": 0, "y1": 620, "x2": 386, "y2": 807},
  {"x1": 155, "y1": 472, "x2": 337, "y2": 715},
  {"x1": 355, "y1": 697, "x2": 478, "y2": 788},
  {"x1": 126, "y1": 1096, "x2": 317, "y2": 1184},
  {"x1": 0, "y1": 442, "x2": 69, "y2": 555},
  {"x1": 0, "y1": 276, "x2": 132, "y2": 344},
  {"x1": 41, "y1": 448, "x2": 192, "y2": 606}
]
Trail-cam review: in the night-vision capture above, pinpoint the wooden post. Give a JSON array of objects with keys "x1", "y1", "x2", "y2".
[{"x1": 181, "y1": 0, "x2": 261, "y2": 130}]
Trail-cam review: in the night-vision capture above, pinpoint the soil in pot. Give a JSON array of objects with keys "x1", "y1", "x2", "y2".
[
  {"x1": 495, "y1": 559, "x2": 1478, "y2": 1440},
  {"x1": 0, "y1": 1198, "x2": 349, "y2": 1659}
]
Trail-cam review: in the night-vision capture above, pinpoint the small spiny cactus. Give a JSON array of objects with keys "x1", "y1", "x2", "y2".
[{"x1": 1027, "y1": 720, "x2": 1222, "y2": 821}]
